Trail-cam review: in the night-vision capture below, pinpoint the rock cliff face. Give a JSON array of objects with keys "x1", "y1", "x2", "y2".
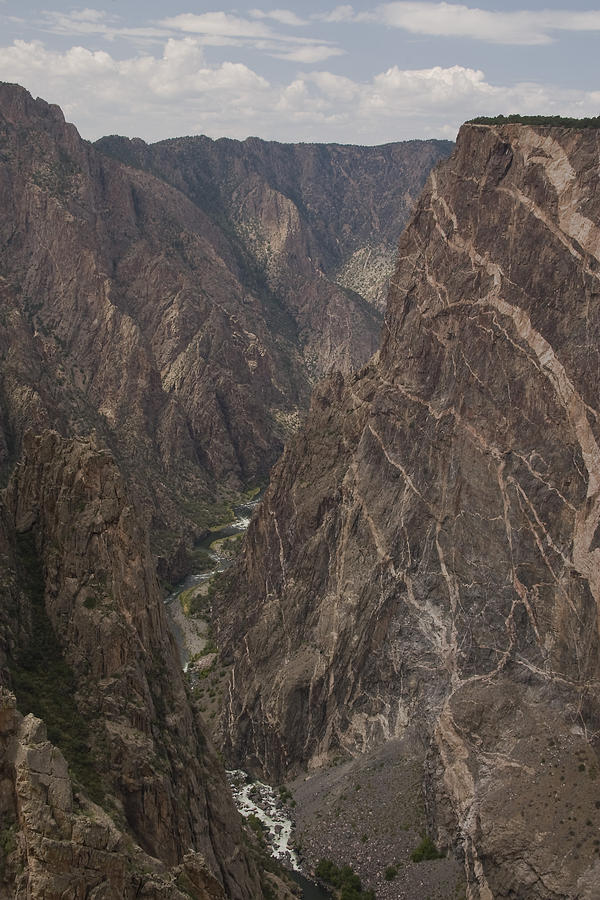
[
  {"x1": 96, "y1": 133, "x2": 452, "y2": 376},
  {"x1": 0, "y1": 82, "x2": 451, "y2": 897},
  {"x1": 0, "y1": 81, "x2": 450, "y2": 897},
  {"x1": 0, "y1": 81, "x2": 298, "y2": 572},
  {"x1": 218, "y1": 124, "x2": 600, "y2": 898},
  {"x1": 0, "y1": 431, "x2": 261, "y2": 898},
  {"x1": 0, "y1": 692, "x2": 229, "y2": 899}
]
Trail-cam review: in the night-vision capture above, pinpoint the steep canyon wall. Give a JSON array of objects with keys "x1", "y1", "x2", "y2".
[{"x1": 218, "y1": 123, "x2": 600, "y2": 898}]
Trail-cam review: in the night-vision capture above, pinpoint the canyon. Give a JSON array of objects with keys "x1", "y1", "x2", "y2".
[
  {"x1": 0, "y1": 81, "x2": 450, "y2": 583},
  {"x1": 218, "y1": 122, "x2": 600, "y2": 898},
  {"x1": 0, "y1": 81, "x2": 451, "y2": 899},
  {"x1": 2, "y1": 77, "x2": 599, "y2": 900}
]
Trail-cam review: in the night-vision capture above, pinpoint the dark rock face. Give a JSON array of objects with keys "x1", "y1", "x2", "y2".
[
  {"x1": 0, "y1": 431, "x2": 261, "y2": 898},
  {"x1": 0, "y1": 691, "x2": 229, "y2": 899},
  {"x1": 218, "y1": 124, "x2": 600, "y2": 898},
  {"x1": 0, "y1": 82, "x2": 449, "y2": 897},
  {"x1": 0, "y1": 81, "x2": 450, "y2": 898},
  {"x1": 0, "y1": 81, "x2": 300, "y2": 568}
]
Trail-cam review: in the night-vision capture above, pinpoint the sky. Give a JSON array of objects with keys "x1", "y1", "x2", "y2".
[{"x1": 0, "y1": 1, "x2": 598, "y2": 145}]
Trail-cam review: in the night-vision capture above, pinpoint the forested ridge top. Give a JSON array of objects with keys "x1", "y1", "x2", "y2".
[{"x1": 469, "y1": 113, "x2": 600, "y2": 128}]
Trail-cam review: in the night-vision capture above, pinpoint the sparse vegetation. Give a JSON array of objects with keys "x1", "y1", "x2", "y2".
[
  {"x1": 0, "y1": 823, "x2": 17, "y2": 877},
  {"x1": 182, "y1": 497, "x2": 235, "y2": 531},
  {"x1": 30, "y1": 148, "x2": 80, "y2": 199},
  {"x1": 185, "y1": 547, "x2": 214, "y2": 572},
  {"x1": 278, "y1": 784, "x2": 294, "y2": 805},
  {"x1": 247, "y1": 813, "x2": 265, "y2": 837},
  {"x1": 410, "y1": 835, "x2": 445, "y2": 863},
  {"x1": 181, "y1": 577, "x2": 220, "y2": 618},
  {"x1": 9, "y1": 532, "x2": 104, "y2": 803},
  {"x1": 468, "y1": 114, "x2": 600, "y2": 129},
  {"x1": 315, "y1": 858, "x2": 376, "y2": 899}
]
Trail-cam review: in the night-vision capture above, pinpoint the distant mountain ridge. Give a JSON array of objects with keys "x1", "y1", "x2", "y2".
[{"x1": 95, "y1": 130, "x2": 454, "y2": 372}]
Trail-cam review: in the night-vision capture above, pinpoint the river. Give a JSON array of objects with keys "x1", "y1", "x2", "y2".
[
  {"x1": 164, "y1": 495, "x2": 331, "y2": 900},
  {"x1": 164, "y1": 495, "x2": 259, "y2": 671}
]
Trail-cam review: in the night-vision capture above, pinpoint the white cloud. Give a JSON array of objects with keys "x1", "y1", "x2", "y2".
[
  {"x1": 361, "y1": 2, "x2": 600, "y2": 46},
  {"x1": 37, "y1": 9, "x2": 168, "y2": 42},
  {"x1": 27, "y1": 8, "x2": 338, "y2": 60},
  {"x1": 273, "y1": 44, "x2": 346, "y2": 63},
  {"x1": 12, "y1": 3, "x2": 600, "y2": 51},
  {"x1": 0, "y1": 39, "x2": 269, "y2": 136},
  {"x1": 160, "y1": 12, "x2": 273, "y2": 39},
  {"x1": 0, "y1": 38, "x2": 598, "y2": 144},
  {"x1": 57, "y1": 9, "x2": 105, "y2": 24},
  {"x1": 250, "y1": 9, "x2": 309, "y2": 27},
  {"x1": 314, "y1": 6, "x2": 357, "y2": 23},
  {"x1": 159, "y1": 11, "x2": 338, "y2": 60},
  {"x1": 371, "y1": 64, "x2": 492, "y2": 106},
  {"x1": 307, "y1": 71, "x2": 359, "y2": 101}
]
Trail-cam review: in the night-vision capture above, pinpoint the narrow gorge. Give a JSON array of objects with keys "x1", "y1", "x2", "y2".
[
  {"x1": 0, "y1": 81, "x2": 451, "y2": 899},
  {"x1": 2, "y1": 76, "x2": 599, "y2": 900}
]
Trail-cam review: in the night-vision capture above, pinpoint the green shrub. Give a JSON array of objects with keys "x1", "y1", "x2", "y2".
[
  {"x1": 384, "y1": 865, "x2": 398, "y2": 880},
  {"x1": 341, "y1": 888, "x2": 373, "y2": 900},
  {"x1": 339, "y1": 865, "x2": 361, "y2": 891},
  {"x1": 261, "y1": 879, "x2": 277, "y2": 900},
  {"x1": 410, "y1": 836, "x2": 445, "y2": 863},
  {"x1": 247, "y1": 813, "x2": 264, "y2": 836},
  {"x1": 278, "y1": 784, "x2": 294, "y2": 804},
  {"x1": 316, "y1": 858, "x2": 338, "y2": 882},
  {"x1": 0, "y1": 823, "x2": 17, "y2": 876},
  {"x1": 315, "y1": 858, "x2": 375, "y2": 898}
]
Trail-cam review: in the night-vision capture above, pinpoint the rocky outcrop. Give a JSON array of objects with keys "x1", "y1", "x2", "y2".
[
  {"x1": 217, "y1": 123, "x2": 600, "y2": 897},
  {"x1": 0, "y1": 431, "x2": 262, "y2": 898},
  {"x1": 0, "y1": 690, "x2": 229, "y2": 899}
]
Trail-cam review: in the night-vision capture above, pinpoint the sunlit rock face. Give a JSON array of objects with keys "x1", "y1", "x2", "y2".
[{"x1": 218, "y1": 123, "x2": 600, "y2": 899}]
